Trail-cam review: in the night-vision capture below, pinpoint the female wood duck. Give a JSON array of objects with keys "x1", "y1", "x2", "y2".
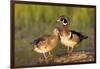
[
  {"x1": 57, "y1": 16, "x2": 88, "y2": 55},
  {"x1": 32, "y1": 27, "x2": 60, "y2": 62}
]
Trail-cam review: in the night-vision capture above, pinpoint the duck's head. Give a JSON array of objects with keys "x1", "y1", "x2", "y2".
[{"x1": 57, "y1": 16, "x2": 69, "y2": 25}]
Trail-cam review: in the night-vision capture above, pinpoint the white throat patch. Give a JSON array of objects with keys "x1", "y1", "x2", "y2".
[{"x1": 63, "y1": 22, "x2": 68, "y2": 25}]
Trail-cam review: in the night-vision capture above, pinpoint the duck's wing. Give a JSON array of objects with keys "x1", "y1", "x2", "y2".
[
  {"x1": 70, "y1": 30, "x2": 82, "y2": 36},
  {"x1": 32, "y1": 35, "x2": 50, "y2": 45},
  {"x1": 70, "y1": 30, "x2": 88, "y2": 41}
]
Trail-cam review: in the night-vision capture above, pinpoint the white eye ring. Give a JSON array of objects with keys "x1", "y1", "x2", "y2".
[{"x1": 63, "y1": 22, "x2": 68, "y2": 25}]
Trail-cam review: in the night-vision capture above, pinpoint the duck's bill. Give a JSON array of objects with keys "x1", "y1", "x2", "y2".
[{"x1": 57, "y1": 19, "x2": 60, "y2": 22}]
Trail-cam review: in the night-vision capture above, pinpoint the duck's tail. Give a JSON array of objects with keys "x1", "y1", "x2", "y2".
[
  {"x1": 32, "y1": 39, "x2": 38, "y2": 45},
  {"x1": 80, "y1": 35, "x2": 88, "y2": 42},
  {"x1": 71, "y1": 30, "x2": 88, "y2": 42}
]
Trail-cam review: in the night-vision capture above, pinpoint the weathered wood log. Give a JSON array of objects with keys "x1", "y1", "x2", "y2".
[{"x1": 38, "y1": 51, "x2": 95, "y2": 64}]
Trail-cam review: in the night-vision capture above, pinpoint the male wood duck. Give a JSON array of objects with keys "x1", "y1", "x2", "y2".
[
  {"x1": 57, "y1": 16, "x2": 88, "y2": 55},
  {"x1": 32, "y1": 27, "x2": 60, "y2": 62}
]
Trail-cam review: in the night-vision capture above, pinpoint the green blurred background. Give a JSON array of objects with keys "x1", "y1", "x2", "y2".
[{"x1": 15, "y1": 3, "x2": 95, "y2": 67}]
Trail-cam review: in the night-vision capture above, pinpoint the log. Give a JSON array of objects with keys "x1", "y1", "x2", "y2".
[{"x1": 38, "y1": 51, "x2": 95, "y2": 64}]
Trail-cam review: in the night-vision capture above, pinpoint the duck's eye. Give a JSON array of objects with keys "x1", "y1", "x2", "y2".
[{"x1": 60, "y1": 18, "x2": 63, "y2": 21}]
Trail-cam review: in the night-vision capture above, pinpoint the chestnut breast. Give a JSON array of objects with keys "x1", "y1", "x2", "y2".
[{"x1": 60, "y1": 26, "x2": 79, "y2": 47}]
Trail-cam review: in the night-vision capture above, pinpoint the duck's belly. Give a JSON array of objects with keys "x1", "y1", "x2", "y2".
[
  {"x1": 34, "y1": 47, "x2": 47, "y2": 53},
  {"x1": 61, "y1": 36, "x2": 77, "y2": 47},
  {"x1": 34, "y1": 45, "x2": 56, "y2": 53},
  {"x1": 34, "y1": 47, "x2": 49, "y2": 53},
  {"x1": 34, "y1": 39, "x2": 58, "y2": 53}
]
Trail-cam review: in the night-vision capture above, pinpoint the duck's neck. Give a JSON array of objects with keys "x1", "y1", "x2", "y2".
[
  {"x1": 49, "y1": 33, "x2": 59, "y2": 46},
  {"x1": 62, "y1": 25, "x2": 70, "y2": 36},
  {"x1": 51, "y1": 33, "x2": 59, "y2": 39}
]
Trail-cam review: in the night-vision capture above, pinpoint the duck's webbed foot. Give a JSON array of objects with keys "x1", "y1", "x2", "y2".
[
  {"x1": 48, "y1": 51, "x2": 53, "y2": 57},
  {"x1": 38, "y1": 56, "x2": 45, "y2": 63},
  {"x1": 38, "y1": 53, "x2": 48, "y2": 63},
  {"x1": 44, "y1": 52, "x2": 55, "y2": 63},
  {"x1": 39, "y1": 52, "x2": 55, "y2": 63},
  {"x1": 42, "y1": 53, "x2": 50, "y2": 63}
]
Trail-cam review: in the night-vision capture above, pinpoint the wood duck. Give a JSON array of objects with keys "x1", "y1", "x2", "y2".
[
  {"x1": 32, "y1": 27, "x2": 60, "y2": 62},
  {"x1": 57, "y1": 16, "x2": 88, "y2": 55}
]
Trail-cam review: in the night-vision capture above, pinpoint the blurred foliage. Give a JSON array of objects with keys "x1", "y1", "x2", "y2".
[{"x1": 14, "y1": 4, "x2": 95, "y2": 67}]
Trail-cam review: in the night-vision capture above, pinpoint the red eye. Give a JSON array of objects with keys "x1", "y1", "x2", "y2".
[{"x1": 60, "y1": 18, "x2": 63, "y2": 21}]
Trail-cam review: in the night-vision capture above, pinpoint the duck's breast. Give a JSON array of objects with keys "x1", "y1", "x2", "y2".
[{"x1": 60, "y1": 36, "x2": 77, "y2": 47}]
